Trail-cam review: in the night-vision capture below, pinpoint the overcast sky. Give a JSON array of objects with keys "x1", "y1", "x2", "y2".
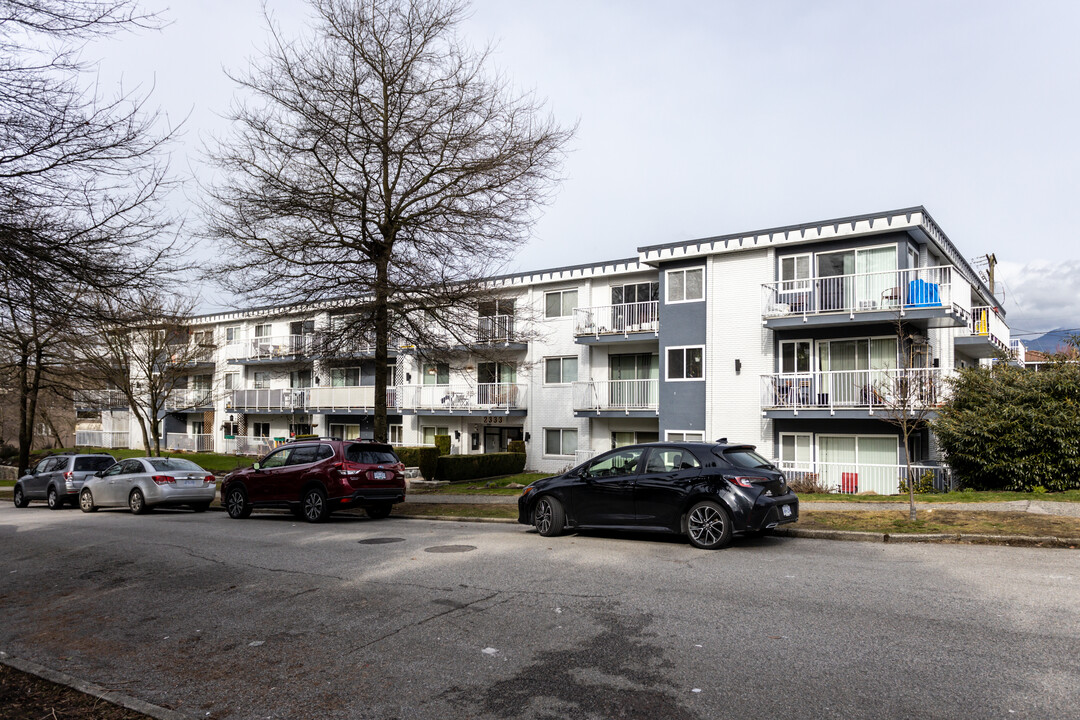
[{"x1": 85, "y1": 0, "x2": 1080, "y2": 336}]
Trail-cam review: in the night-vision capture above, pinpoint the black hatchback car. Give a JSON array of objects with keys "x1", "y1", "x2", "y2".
[{"x1": 517, "y1": 440, "x2": 799, "y2": 549}]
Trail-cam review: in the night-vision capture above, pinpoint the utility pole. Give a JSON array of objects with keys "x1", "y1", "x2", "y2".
[{"x1": 985, "y1": 253, "x2": 997, "y2": 296}]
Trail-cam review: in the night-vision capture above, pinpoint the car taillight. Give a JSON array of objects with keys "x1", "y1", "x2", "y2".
[
  {"x1": 726, "y1": 476, "x2": 766, "y2": 488},
  {"x1": 152, "y1": 475, "x2": 175, "y2": 485},
  {"x1": 338, "y1": 462, "x2": 364, "y2": 477},
  {"x1": 63, "y1": 471, "x2": 73, "y2": 481},
  {"x1": 204, "y1": 475, "x2": 215, "y2": 483}
]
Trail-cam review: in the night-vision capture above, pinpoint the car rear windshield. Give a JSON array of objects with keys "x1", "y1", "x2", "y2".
[
  {"x1": 720, "y1": 448, "x2": 775, "y2": 470},
  {"x1": 74, "y1": 457, "x2": 115, "y2": 472},
  {"x1": 345, "y1": 444, "x2": 399, "y2": 465},
  {"x1": 147, "y1": 458, "x2": 204, "y2": 472}
]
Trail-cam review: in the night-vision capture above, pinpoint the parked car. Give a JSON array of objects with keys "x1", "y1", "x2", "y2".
[
  {"x1": 220, "y1": 439, "x2": 406, "y2": 523},
  {"x1": 517, "y1": 440, "x2": 799, "y2": 549},
  {"x1": 13, "y1": 453, "x2": 117, "y2": 509},
  {"x1": 79, "y1": 457, "x2": 217, "y2": 514}
]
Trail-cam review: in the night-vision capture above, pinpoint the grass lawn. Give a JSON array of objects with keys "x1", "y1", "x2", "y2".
[
  {"x1": 797, "y1": 489, "x2": 1080, "y2": 503},
  {"x1": 408, "y1": 472, "x2": 550, "y2": 496},
  {"x1": 20, "y1": 447, "x2": 256, "y2": 475},
  {"x1": 794, "y1": 509, "x2": 1080, "y2": 538}
]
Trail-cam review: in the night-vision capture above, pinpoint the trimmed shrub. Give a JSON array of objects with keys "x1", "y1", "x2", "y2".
[
  {"x1": 434, "y1": 434, "x2": 451, "y2": 456},
  {"x1": 898, "y1": 470, "x2": 936, "y2": 495},
  {"x1": 394, "y1": 446, "x2": 440, "y2": 480},
  {"x1": 0, "y1": 443, "x2": 16, "y2": 461},
  {"x1": 507, "y1": 440, "x2": 526, "y2": 455},
  {"x1": 435, "y1": 452, "x2": 526, "y2": 482}
]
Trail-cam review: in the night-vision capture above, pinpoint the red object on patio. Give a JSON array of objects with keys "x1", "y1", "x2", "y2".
[{"x1": 841, "y1": 472, "x2": 858, "y2": 493}]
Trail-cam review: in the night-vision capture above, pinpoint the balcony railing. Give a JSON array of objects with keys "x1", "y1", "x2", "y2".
[
  {"x1": 574, "y1": 301, "x2": 659, "y2": 337},
  {"x1": 74, "y1": 389, "x2": 128, "y2": 410},
  {"x1": 306, "y1": 386, "x2": 398, "y2": 411},
  {"x1": 574, "y1": 449, "x2": 597, "y2": 466},
  {"x1": 969, "y1": 306, "x2": 1009, "y2": 353},
  {"x1": 761, "y1": 368, "x2": 945, "y2": 412},
  {"x1": 228, "y1": 388, "x2": 307, "y2": 412},
  {"x1": 573, "y1": 379, "x2": 659, "y2": 413},
  {"x1": 779, "y1": 461, "x2": 955, "y2": 495},
  {"x1": 399, "y1": 383, "x2": 527, "y2": 412},
  {"x1": 476, "y1": 315, "x2": 518, "y2": 344},
  {"x1": 164, "y1": 388, "x2": 214, "y2": 411},
  {"x1": 225, "y1": 334, "x2": 317, "y2": 361},
  {"x1": 75, "y1": 430, "x2": 130, "y2": 449},
  {"x1": 761, "y1": 266, "x2": 968, "y2": 320},
  {"x1": 165, "y1": 433, "x2": 215, "y2": 452},
  {"x1": 231, "y1": 436, "x2": 285, "y2": 456}
]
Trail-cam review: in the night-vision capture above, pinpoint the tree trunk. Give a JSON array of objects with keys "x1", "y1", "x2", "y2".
[
  {"x1": 373, "y1": 252, "x2": 390, "y2": 444},
  {"x1": 16, "y1": 351, "x2": 32, "y2": 474}
]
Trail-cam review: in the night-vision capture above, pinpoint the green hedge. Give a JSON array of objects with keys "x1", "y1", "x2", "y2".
[
  {"x1": 434, "y1": 434, "x2": 451, "y2": 456},
  {"x1": 507, "y1": 440, "x2": 526, "y2": 455},
  {"x1": 394, "y1": 446, "x2": 440, "y2": 480},
  {"x1": 435, "y1": 452, "x2": 526, "y2": 482}
]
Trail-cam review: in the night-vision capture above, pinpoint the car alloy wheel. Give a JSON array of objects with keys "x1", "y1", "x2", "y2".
[
  {"x1": 80, "y1": 489, "x2": 97, "y2": 513},
  {"x1": 47, "y1": 487, "x2": 62, "y2": 510},
  {"x1": 129, "y1": 488, "x2": 148, "y2": 515},
  {"x1": 225, "y1": 487, "x2": 251, "y2": 519},
  {"x1": 302, "y1": 487, "x2": 329, "y2": 523},
  {"x1": 13, "y1": 485, "x2": 29, "y2": 508},
  {"x1": 533, "y1": 496, "x2": 565, "y2": 537},
  {"x1": 686, "y1": 500, "x2": 733, "y2": 550}
]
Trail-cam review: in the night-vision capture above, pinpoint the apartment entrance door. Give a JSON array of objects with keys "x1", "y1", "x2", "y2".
[{"x1": 484, "y1": 425, "x2": 522, "y2": 453}]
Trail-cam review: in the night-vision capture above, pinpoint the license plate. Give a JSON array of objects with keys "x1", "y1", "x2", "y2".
[
  {"x1": 374, "y1": 471, "x2": 386, "y2": 480},
  {"x1": 184, "y1": 479, "x2": 199, "y2": 487},
  {"x1": 781, "y1": 505, "x2": 792, "y2": 517}
]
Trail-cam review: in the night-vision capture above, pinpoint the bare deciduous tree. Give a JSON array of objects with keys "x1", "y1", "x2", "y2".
[{"x1": 205, "y1": 0, "x2": 573, "y2": 441}]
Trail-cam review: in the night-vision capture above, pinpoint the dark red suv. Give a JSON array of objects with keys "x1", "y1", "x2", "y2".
[{"x1": 221, "y1": 439, "x2": 406, "y2": 523}]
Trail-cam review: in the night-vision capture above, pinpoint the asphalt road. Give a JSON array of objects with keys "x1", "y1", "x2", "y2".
[{"x1": 2, "y1": 504, "x2": 1079, "y2": 720}]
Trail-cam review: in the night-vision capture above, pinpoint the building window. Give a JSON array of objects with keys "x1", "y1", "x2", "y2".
[
  {"x1": 544, "y1": 428, "x2": 577, "y2": 456},
  {"x1": 192, "y1": 374, "x2": 212, "y2": 391},
  {"x1": 254, "y1": 323, "x2": 272, "y2": 338},
  {"x1": 291, "y1": 370, "x2": 313, "y2": 388},
  {"x1": 611, "y1": 282, "x2": 659, "y2": 305},
  {"x1": 422, "y1": 363, "x2": 449, "y2": 385},
  {"x1": 666, "y1": 346, "x2": 704, "y2": 381},
  {"x1": 780, "y1": 340, "x2": 812, "y2": 374},
  {"x1": 613, "y1": 431, "x2": 659, "y2": 447},
  {"x1": 666, "y1": 431, "x2": 704, "y2": 442},
  {"x1": 224, "y1": 372, "x2": 240, "y2": 391},
  {"x1": 225, "y1": 326, "x2": 241, "y2": 344},
  {"x1": 666, "y1": 268, "x2": 704, "y2": 303},
  {"x1": 252, "y1": 422, "x2": 270, "y2": 438},
  {"x1": 544, "y1": 357, "x2": 578, "y2": 385},
  {"x1": 779, "y1": 433, "x2": 812, "y2": 470},
  {"x1": 422, "y1": 426, "x2": 449, "y2": 445},
  {"x1": 331, "y1": 367, "x2": 361, "y2": 387},
  {"x1": 545, "y1": 289, "x2": 578, "y2": 318},
  {"x1": 388, "y1": 424, "x2": 403, "y2": 445},
  {"x1": 253, "y1": 371, "x2": 270, "y2": 389},
  {"x1": 779, "y1": 254, "x2": 811, "y2": 292}
]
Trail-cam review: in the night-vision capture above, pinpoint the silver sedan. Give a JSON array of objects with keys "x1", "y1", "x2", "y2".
[{"x1": 79, "y1": 457, "x2": 218, "y2": 514}]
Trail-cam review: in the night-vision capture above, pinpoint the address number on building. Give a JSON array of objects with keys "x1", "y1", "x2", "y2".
[{"x1": 483, "y1": 416, "x2": 505, "y2": 425}]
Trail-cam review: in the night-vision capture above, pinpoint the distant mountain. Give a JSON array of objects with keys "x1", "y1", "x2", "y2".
[{"x1": 1021, "y1": 329, "x2": 1078, "y2": 354}]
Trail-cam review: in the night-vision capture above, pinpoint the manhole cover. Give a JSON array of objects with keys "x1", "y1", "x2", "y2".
[
  {"x1": 357, "y1": 537, "x2": 405, "y2": 545},
  {"x1": 424, "y1": 545, "x2": 477, "y2": 554}
]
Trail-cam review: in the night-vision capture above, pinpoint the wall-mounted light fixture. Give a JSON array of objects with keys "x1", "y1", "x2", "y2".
[
  {"x1": 735, "y1": 359, "x2": 742, "y2": 374},
  {"x1": 524, "y1": 432, "x2": 531, "y2": 442},
  {"x1": 454, "y1": 430, "x2": 461, "y2": 440},
  {"x1": 405, "y1": 372, "x2": 412, "y2": 382}
]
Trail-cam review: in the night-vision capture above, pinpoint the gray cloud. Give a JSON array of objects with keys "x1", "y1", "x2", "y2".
[{"x1": 997, "y1": 260, "x2": 1080, "y2": 335}]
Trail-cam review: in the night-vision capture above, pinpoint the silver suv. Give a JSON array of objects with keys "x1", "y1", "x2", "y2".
[{"x1": 14, "y1": 453, "x2": 117, "y2": 509}]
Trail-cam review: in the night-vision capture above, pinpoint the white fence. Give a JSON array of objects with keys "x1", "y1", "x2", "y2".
[
  {"x1": 762, "y1": 265, "x2": 968, "y2": 319},
  {"x1": 573, "y1": 379, "x2": 659, "y2": 413},
  {"x1": 233, "y1": 436, "x2": 283, "y2": 456},
  {"x1": 761, "y1": 368, "x2": 944, "y2": 411},
  {"x1": 574, "y1": 301, "x2": 659, "y2": 337},
  {"x1": 75, "y1": 430, "x2": 131, "y2": 449},
  {"x1": 74, "y1": 389, "x2": 128, "y2": 410},
  {"x1": 779, "y1": 461, "x2": 955, "y2": 495},
  {"x1": 165, "y1": 433, "x2": 215, "y2": 452}
]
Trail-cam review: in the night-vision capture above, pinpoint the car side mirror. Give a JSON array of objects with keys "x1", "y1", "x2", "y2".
[
  {"x1": 94, "y1": 470, "x2": 103, "y2": 477},
  {"x1": 252, "y1": 462, "x2": 261, "y2": 471}
]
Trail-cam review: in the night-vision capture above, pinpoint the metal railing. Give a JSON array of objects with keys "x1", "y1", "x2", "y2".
[
  {"x1": 233, "y1": 436, "x2": 285, "y2": 456},
  {"x1": 574, "y1": 301, "x2": 659, "y2": 337},
  {"x1": 761, "y1": 368, "x2": 945, "y2": 411},
  {"x1": 574, "y1": 450, "x2": 597, "y2": 466},
  {"x1": 476, "y1": 315, "x2": 517, "y2": 344},
  {"x1": 306, "y1": 386, "x2": 398, "y2": 411},
  {"x1": 779, "y1": 461, "x2": 955, "y2": 495},
  {"x1": 573, "y1": 379, "x2": 659, "y2": 413},
  {"x1": 399, "y1": 383, "x2": 527, "y2": 411},
  {"x1": 225, "y1": 334, "x2": 317, "y2": 361},
  {"x1": 74, "y1": 389, "x2": 128, "y2": 410},
  {"x1": 761, "y1": 266, "x2": 968, "y2": 320},
  {"x1": 969, "y1": 306, "x2": 1010, "y2": 353},
  {"x1": 228, "y1": 388, "x2": 308, "y2": 412},
  {"x1": 164, "y1": 388, "x2": 214, "y2": 411},
  {"x1": 75, "y1": 430, "x2": 131, "y2": 449},
  {"x1": 165, "y1": 433, "x2": 215, "y2": 452}
]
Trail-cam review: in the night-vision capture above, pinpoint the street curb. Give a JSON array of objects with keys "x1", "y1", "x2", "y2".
[
  {"x1": 0, "y1": 652, "x2": 195, "y2": 720},
  {"x1": 773, "y1": 527, "x2": 1080, "y2": 548},
  {"x1": 396, "y1": 514, "x2": 517, "y2": 524}
]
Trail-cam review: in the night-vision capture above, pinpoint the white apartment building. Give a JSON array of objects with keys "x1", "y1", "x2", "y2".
[{"x1": 75, "y1": 206, "x2": 1009, "y2": 493}]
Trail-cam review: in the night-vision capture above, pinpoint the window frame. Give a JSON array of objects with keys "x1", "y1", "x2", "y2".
[
  {"x1": 544, "y1": 289, "x2": 579, "y2": 319},
  {"x1": 543, "y1": 427, "x2": 578, "y2": 457},
  {"x1": 544, "y1": 356, "x2": 578, "y2": 386},
  {"x1": 665, "y1": 345, "x2": 705, "y2": 382},
  {"x1": 665, "y1": 430, "x2": 704, "y2": 443},
  {"x1": 665, "y1": 267, "x2": 705, "y2": 304}
]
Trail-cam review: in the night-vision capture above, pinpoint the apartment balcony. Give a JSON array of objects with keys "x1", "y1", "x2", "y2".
[
  {"x1": 228, "y1": 388, "x2": 308, "y2": 413},
  {"x1": 75, "y1": 430, "x2": 131, "y2": 449},
  {"x1": 779, "y1": 461, "x2": 955, "y2": 496},
  {"x1": 398, "y1": 383, "x2": 527, "y2": 415},
  {"x1": 165, "y1": 433, "x2": 215, "y2": 452},
  {"x1": 761, "y1": 368, "x2": 945, "y2": 419},
  {"x1": 164, "y1": 388, "x2": 214, "y2": 412},
  {"x1": 224, "y1": 334, "x2": 316, "y2": 364},
  {"x1": 955, "y1": 306, "x2": 1010, "y2": 359},
  {"x1": 306, "y1": 386, "x2": 399, "y2": 414},
  {"x1": 168, "y1": 344, "x2": 216, "y2": 368},
  {"x1": 761, "y1": 266, "x2": 972, "y2": 330},
  {"x1": 474, "y1": 314, "x2": 527, "y2": 349},
  {"x1": 573, "y1": 379, "x2": 659, "y2": 417},
  {"x1": 74, "y1": 389, "x2": 129, "y2": 411},
  {"x1": 574, "y1": 301, "x2": 659, "y2": 343}
]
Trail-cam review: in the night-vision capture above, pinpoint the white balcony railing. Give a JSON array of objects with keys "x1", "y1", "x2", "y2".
[
  {"x1": 575, "y1": 450, "x2": 597, "y2": 466},
  {"x1": 969, "y1": 306, "x2": 1010, "y2": 353},
  {"x1": 74, "y1": 389, "x2": 128, "y2": 410},
  {"x1": 761, "y1": 266, "x2": 969, "y2": 320},
  {"x1": 233, "y1": 436, "x2": 284, "y2": 456},
  {"x1": 399, "y1": 383, "x2": 527, "y2": 412},
  {"x1": 165, "y1": 433, "x2": 215, "y2": 452},
  {"x1": 779, "y1": 461, "x2": 955, "y2": 496},
  {"x1": 228, "y1": 388, "x2": 307, "y2": 412},
  {"x1": 761, "y1": 368, "x2": 945, "y2": 412},
  {"x1": 225, "y1": 334, "x2": 316, "y2": 361},
  {"x1": 476, "y1": 315, "x2": 518, "y2": 344},
  {"x1": 164, "y1": 388, "x2": 214, "y2": 411},
  {"x1": 573, "y1": 379, "x2": 659, "y2": 413},
  {"x1": 75, "y1": 430, "x2": 131, "y2": 449},
  {"x1": 306, "y1": 386, "x2": 398, "y2": 411},
  {"x1": 574, "y1": 301, "x2": 659, "y2": 337}
]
